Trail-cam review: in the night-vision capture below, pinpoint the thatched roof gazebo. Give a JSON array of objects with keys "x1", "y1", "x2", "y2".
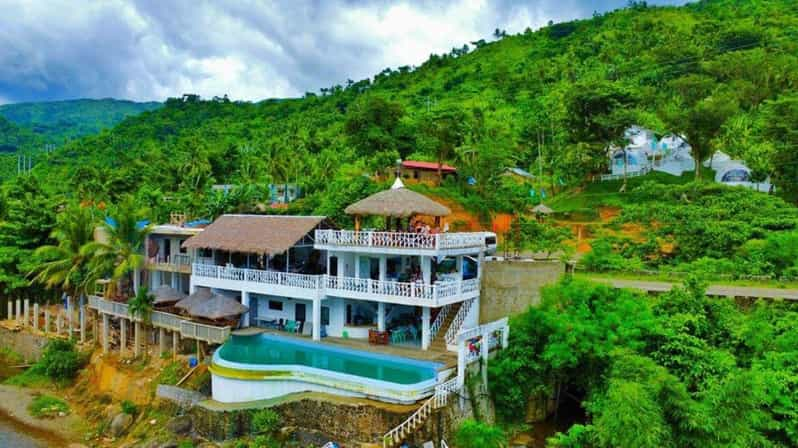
[
  {"x1": 345, "y1": 178, "x2": 451, "y2": 230},
  {"x1": 174, "y1": 287, "x2": 212, "y2": 311},
  {"x1": 152, "y1": 285, "x2": 188, "y2": 306},
  {"x1": 184, "y1": 292, "x2": 249, "y2": 322}
]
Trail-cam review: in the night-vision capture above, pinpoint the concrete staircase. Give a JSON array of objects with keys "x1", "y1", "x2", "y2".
[{"x1": 429, "y1": 302, "x2": 462, "y2": 352}]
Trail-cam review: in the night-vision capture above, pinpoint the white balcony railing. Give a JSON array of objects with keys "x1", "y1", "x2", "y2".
[
  {"x1": 191, "y1": 264, "x2": 479, "y2": 306},
  {"x1": 315, "y1": 229, "x2": 486, "y2": 251},
  {"x1": 88, "y1": 295, "x2": 230, "y2": 344}
]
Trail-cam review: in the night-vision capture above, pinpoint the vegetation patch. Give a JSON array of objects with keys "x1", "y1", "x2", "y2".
[{"x1": 29, "y1": 394, "x2": 70, "y2": 418}]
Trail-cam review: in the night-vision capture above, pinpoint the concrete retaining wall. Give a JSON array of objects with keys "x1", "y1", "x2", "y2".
[
  {"x1": 0, "y1": 327, "x2": 49, "y2": 362},
  {"x1": 480, "y1": 259, "x2": 564, "y2": 323}
]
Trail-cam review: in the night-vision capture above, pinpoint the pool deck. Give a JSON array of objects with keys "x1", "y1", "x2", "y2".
[{"x1": 231, "y1": 327, "x2": 458, "y2": 371}]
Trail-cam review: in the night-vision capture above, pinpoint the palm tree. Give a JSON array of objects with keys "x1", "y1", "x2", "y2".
[
  {"x1": 128, "y1": 286, "x2": 154, "y2": 324},
  {"x1": 30, "y1": 204, "x2": 97, "y2": 307},
  {"x1": 83, "y1": 196, "x2": 152, "y2": 300}
]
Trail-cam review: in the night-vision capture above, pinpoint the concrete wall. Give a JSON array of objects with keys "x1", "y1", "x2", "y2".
[
  {"x1": 0, "y1": 327, "x2": 49, "y2": 362},
  {"x1": 479, "y1": 259, "x2": 564, "y2": 323}
]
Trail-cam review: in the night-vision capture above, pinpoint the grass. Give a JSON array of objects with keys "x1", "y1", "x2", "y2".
[
  {"x1": 4, "y1": 368, "x2": 53, "y2": 387},
  {"x1": 550, "y1": 169, "x2": 716, "y2": 214},
  {"x1": 0, "y1": 346, "x2": 25, "y2": 365},
  {"x1": 29, "y1": 394, "x2": 70, "y2": 418}
]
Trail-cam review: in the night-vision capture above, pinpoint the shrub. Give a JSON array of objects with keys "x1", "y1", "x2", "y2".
[
  {"x1": 251, "y1": 408, "x2": 281, "y2": 435},
  {"x1": 454, "y1": 419, "x2": 507, "y2": 448},
  {"x1": 36, "y1": 339, "x2": 84, "y2": 381},
  {"x1": 121, "y1": 400, "x2": 138, "y2": 416},
  {"x1": 29, "y1": 394, "x2": 70, "y2": 418}
]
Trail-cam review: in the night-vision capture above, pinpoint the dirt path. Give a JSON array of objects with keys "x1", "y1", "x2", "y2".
[
  {"x1": 0, "y1": 384, "x2": 89, "y2": 445},
  {"x1": 585, "y1": 277, "x2": 798, "y2": 300}
]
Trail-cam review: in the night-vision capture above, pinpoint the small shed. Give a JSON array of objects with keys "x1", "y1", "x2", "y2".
[{"x1": 399, "y1": 160, "x2": 457, "y2": 183}]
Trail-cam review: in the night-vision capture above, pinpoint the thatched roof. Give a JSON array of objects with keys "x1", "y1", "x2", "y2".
[
  {"x1": 344, "y1": 179, "x2": 451, "y2": 218},
  {"x1": 532, "y1": 204, "x2": 555, "y2": 214},
  {"x1": 182, "y1": 215, "x2": 325, "y2": 254},
  {"x1": 152, "y1": 285, "x2": 187, "y2": 305},
  {"x1": 174, "y1": 287, "x2": 212, "y2": 311},
  {"x1": 184, "y1": 293, "x2": 248, "y2": 320}
]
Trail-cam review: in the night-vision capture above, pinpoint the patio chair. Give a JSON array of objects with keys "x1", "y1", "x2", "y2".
[
  {"x1": 284, "y1": 320, "x2": 296, "y2": 333},
  {"x1": 295, "y1": 321, "x2": 304, "y2": 334}
]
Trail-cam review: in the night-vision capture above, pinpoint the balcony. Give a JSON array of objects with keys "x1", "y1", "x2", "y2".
[
  {"x1": 146, "y1": 254, "x2": 194, "y2": 274},
  {"x1": 87, "y1": 295, "x2": 230, "y2": 344},
  {"x1": 314, "y1": 229, "x2": 493, "y2": 255},
  {"x1": 190, "y1": 263, "x2": 479, "y2": 307}
]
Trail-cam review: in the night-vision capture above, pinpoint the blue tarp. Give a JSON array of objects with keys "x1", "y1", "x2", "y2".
[{"x1": 185, "y1": 219, "x2": 211, "y2": 228}]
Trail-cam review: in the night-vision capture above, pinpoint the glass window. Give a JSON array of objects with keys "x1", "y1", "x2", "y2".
[{"x1": 268, "y1": 300, "x2": 283, "y2": 311}]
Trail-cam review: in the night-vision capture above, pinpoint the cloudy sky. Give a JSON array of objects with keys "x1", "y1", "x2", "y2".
[{"x1": 0, "y1": 0, "x2": 687, "y2": 104}]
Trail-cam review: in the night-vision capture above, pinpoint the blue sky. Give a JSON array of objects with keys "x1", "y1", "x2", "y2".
[{"x1": 0, "y1": 0, "x2": 688, "y2": 104}]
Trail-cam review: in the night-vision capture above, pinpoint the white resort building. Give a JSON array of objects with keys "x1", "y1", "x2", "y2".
[{"x1": 88, "y1": 180, "x2": 508, "y2": 435}]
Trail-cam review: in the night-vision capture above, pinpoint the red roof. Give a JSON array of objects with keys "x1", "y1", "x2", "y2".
[{"x1": 401, "y1": 160, "x2": 457, "y2": 173}]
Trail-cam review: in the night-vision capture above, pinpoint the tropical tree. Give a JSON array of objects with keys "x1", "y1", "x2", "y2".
[
  {"x1": 83, "y1": 196, "x2": 151, "y2": 299},
  {"x1": 30, "y1": 203, "x2": 97, "y2": 306},
  {"x1": 128, "y1": 286, "x2": 155, "y2": 323}
]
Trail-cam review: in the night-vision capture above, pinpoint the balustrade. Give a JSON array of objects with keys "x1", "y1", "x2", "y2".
[{"x1": 315, "y1": 229, "x2": 486, "y2": 251}]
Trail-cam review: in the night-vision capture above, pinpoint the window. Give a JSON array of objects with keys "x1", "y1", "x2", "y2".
[
  {"x1": 321, "y1": 306, "x2": 330, "y2": 326},
  {"x1": 268, "y1": 300, "x2": 283, "y2": 311}
]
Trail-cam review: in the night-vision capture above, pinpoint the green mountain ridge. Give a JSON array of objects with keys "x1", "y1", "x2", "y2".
[{"x1": 0, "y1": 98, "x2": 162, "y2": 144}]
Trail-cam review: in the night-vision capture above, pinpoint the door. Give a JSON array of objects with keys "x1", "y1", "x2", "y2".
[{"x1": 295, "y1": 303, "x2": 307, "y2": 322}]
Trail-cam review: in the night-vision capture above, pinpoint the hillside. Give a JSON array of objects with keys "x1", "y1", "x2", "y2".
[
  {"x1": 0, "y1": 98, "x2": 162, "y2": 143},
  {"x1": 0, "y1": 0, "x2": 796, "y2": 295}
]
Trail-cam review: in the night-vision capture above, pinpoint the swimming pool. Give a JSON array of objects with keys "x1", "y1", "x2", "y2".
[{"x1": 210, "y1": 334, "x2": 442, "y2": 404}]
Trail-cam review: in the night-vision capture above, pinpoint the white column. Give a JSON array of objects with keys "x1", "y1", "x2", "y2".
[
  {"x1": 80, "y1": 306, "x2": 86, "y2": 343},
  {"x1": 477, "y1": 250, "x2": 485, "y2": 279},
  {"x1": 421, "y1": 306, "x2": 431, "y2": 350},
  {"x1": 120, "y1": 319, "x2": 127, "y2": 356},
  {"x1": 312, "y1": 297, "x2": 322, "y2": 341},
  {"x1": 354, "y1": 254, "x2": 361, "y2": 278},
  {"x1": 15, "y1": 299, "x2": 21, "y2": 323},
  {"x1": 133, "y1": 269, "x2": 140, "y2": 295},
  {"x1": 33, "y1": 303, "x2": 39, "y2": 331},
  {"x1": 134, "y1": 321, "x2": 141, "y2": 357},
  {"x1": 23, "y1": 299, "x2": 29, "y2": 326},
  {"x1": 172, "y1": 331, "x2": 179, "y2": 359},
  {"x1": 171, "y1": 271, "x2": 178, "y2": 289},
  {"x1": 457, "y1": 339, "x2": 466, "y2": 387},
  {"x1": 456, "y1": 255, "x2": 464, "y2": 280},
  {"x1": 421, "y1": 256, "x2": 431, "y2": 284},
  {"x1": 241, "y1": 291, "x2": 251, "y2": 328},
  {"x1": 44, "y1": 310, "x2": 50, "y2": 335},
  {"x1": 159, "y1": 328, "x2": 166, "y2": 355},
  {"x1": 189, "y1": 276, "x2": 196, "y2": 295},
  {"x1": 56, "y1": 311, "x2": 62, "y2": 335},
  {"x1": 102, "y1": 313, "x2": 109, "y2": 354},
  {"x1": 377, "y1": 302, "x2": 386, "y2": 332},
  {"x1": 336, "y1": 255, "x2": 345, "y2": 278},
  {"x1": 502, "y1": 326, "x2": 509, "y2": 349},
  {"x1": 6, "y1": 300, "x2": 12, "y2": 321},
  {"x1": 379, "y1": 255, "x2": 387, "y2": 282}
]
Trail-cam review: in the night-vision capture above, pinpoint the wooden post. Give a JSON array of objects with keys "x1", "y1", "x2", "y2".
[
  {"x1": 120, "y1": 319, "x2": 127, "y2": 356},
  {"x1": 33, "y1": 303, "x2": 39, "y2": 331},
  {"x1": 44, "y1": 310, "x2": 50, "y2": 335},
  {"x1": 355, "y1": 215, "x2": 361, "y2": 232},
  {"x1": 102, "y1": 313, "x2": 109, "y2": 354},
  {"x1": 196, "y1": 340, "x2": 201, "y2": 362}
]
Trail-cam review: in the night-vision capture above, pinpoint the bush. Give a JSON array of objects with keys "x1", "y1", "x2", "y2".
[
  {"x1": 29, "y1": 394, "x2": 70, "y2": 418},
  {"x1": 121, "y1": 400, "x2": 138, "y2": 416},
  {"x1": 251, "y1": 408, "x2": 280, "y2": 435},
  {"x1": 36, "y1": 339, "x2": 84, "y2": 381},
  {"x1": 454, "y1": 419, "x2": 507, "y2": 448}
]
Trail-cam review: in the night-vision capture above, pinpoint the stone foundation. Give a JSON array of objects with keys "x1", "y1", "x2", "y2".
[{"x1": 191, "y1": 393, "x2": 416, "y2": 444}]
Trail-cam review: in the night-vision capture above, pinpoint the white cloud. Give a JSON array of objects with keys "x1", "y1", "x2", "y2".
[{"x1": 0, "y1": 0, "x2": 688, "y2": 103}]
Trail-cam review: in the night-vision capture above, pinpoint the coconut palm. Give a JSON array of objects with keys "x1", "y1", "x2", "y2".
[
  {"x1": 128, "y1": 286, "x2": 155, "y2": 323},
  {"x1": 83, "y1": 196, "x2": 152, "y2": 299},
  {"x1": 30, "y1": 204, "x2": 97, "y2": 305}
]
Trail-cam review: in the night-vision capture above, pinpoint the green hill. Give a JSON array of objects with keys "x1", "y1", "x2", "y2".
[
  {"x1": 3, "y1": 0, "x2": 797, "y2": 289},
  {"x1": 0, "y1": 98, "x2": 161, "y2": 144}
]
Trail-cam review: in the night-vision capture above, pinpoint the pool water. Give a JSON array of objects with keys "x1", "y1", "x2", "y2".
[{"x1": 216, "y1": 334, "x2": 439, "y2": 385}]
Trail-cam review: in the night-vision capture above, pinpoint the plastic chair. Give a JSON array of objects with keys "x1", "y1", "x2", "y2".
[{"x1": 284, "y1": 320, "x2": 296, "y2": 333}]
